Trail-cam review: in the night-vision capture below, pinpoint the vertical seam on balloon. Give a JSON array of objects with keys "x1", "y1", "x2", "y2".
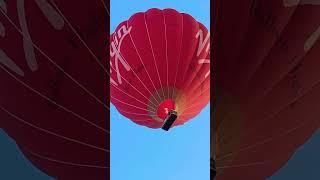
[
  {"x1": 143, "y1": 12, "x2": 166, "y2": 102},
  {"x1": 163, "y1": 10, "x2": 170, "y2": 100},
  {"x1": 171, "y1": 14, "x2": 184, "y2": 101},
  {"x1": 126, "y1": 20, "x2": 163, "y2": 106}
]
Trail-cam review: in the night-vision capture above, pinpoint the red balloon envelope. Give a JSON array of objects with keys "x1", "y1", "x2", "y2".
[
  {"x1": 213, "y1": 0, "x2": 320, "y2": 179},
  {"x1": 0, "y1": 1, "x2": 108, "y2": 179},
  {"x1": 110, "y1": 8, "x2": 210, "y2": 128}
]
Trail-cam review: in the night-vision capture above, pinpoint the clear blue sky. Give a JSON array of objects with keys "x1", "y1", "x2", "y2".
[{"x1": 110, "y1": 1, "x2": 210, "y2": 180}]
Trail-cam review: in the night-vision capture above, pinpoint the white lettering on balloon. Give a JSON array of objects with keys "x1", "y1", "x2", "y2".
[
  {"x1": 304, "y1": 24, "x2": 320, "y2": 52},
  {"x1": 110, "y1": 24, "x2": 132, "y2": 86},
  {"x1": 283, "y1": 0, "x2": 320, "y2": 7},
  {"x1": 196, "y1": 29, "x2": 210, "y2": 57},
  {"x1": 0, "y1": 21, "x2": 4, "y2": 37},
  {"x1": 196, "y1": 29, "x2": 210, "y2": 79},
  {"x1": 283, "y1": 0, "x2": 320, "y2": 52},
  {"x1": 198, "y1": 59, "x2": 210, "y2": 78},
  {"x1": 0, "y1": 0, "x2": 64, "y2": 76},
  {"x1": 0, "y1": 0, "x2": 7, "y2": 13}
]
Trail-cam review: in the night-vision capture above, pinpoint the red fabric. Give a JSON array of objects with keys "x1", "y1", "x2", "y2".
[
  {"x1": 0, "y1": 1, "x2": 108, "y2": 179},
  {"x1": 110, "y1": 8, "x2": 210, "y2": 128},
  {"x1": 214, "y1": 0, "x2": 320, "y2": 179}
]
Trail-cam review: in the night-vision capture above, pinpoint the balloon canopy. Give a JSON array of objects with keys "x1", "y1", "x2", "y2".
[
  {"x1": 212, "y1": 0, "x2": 320, "y2": 179},
  {"x1": 0, "y1": 1, "x2": 108, "y2": 179},
  {"x1": 110, "y1": 8, "x2": 210, "y2": 129}
]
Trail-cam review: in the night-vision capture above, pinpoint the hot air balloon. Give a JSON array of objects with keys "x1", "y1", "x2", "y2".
[
  {"x1": 110, "y1": 8, "x2": 210, "y2": 130},
  {"x1": 212, "y1": 0, "x2": 320, "y2": 179},
  {"x1": 0, "y1": 1, "x2": 108, "y2": 179}
]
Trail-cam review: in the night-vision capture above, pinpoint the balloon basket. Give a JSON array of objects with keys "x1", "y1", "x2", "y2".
[{"x1": 161, "y1": 110, "x2": 178, "y2": 131}]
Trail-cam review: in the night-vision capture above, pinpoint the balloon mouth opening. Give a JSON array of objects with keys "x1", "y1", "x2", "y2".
[{"x1": 156, "y1": 99, "x2": 175, "y2": 120}]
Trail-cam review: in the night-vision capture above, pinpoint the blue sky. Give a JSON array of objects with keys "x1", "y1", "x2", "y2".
[{"x1": 110, "y1": 0, "x2": 210, "y2": 180}]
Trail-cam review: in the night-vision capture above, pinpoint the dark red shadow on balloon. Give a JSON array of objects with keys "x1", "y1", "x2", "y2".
[{"x1": 0, "y1": 1, "x2": 109, "y2": 179}]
